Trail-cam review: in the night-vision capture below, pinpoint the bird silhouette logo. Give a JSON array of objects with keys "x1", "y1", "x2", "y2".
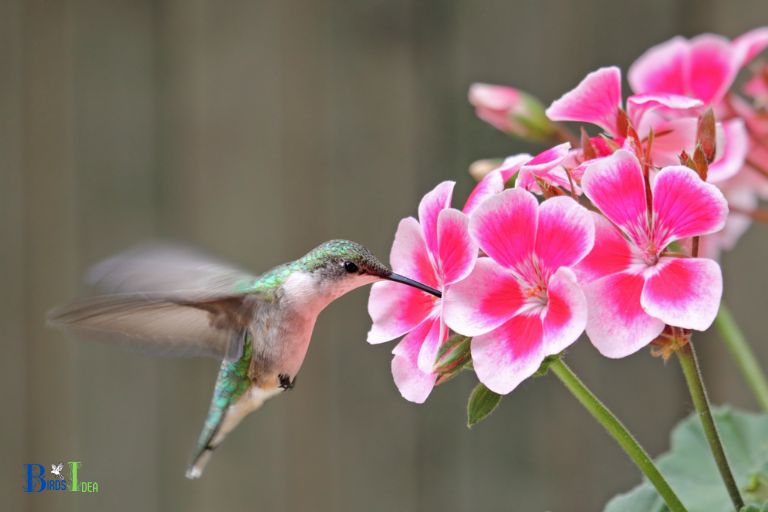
[{"x1": 51, "y1": 463, "x2": 63, "y2": 477}]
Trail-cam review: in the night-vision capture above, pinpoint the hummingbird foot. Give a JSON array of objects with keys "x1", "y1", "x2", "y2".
[{"x1": 278, "y1": 374, "x2": 295, "y2": 390}]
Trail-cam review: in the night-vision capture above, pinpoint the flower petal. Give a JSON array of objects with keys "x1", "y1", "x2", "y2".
[
  {"x1": 389, "y1": 217, "x2": 439, "y2": 288},
  {"x1": 418, "y1": 181, "x2": 455, "y2": 258},
  {"x1": 574, "y1": 213, "x2": 634, "y2": 283},
  {"x1": 391, "y1": 318, "x2": 438, "y2": 403},
  {"x1": 708, "y1": 119, "x2": 748, "y2": 183},
  {"x1": 626, "y1": 93, "x2": 703, "y2": 129},
  {"x1": 581, "y1": 150, "x2": 648, "y2": 237},
  {"x1": 496, "y1": 153, "x2": 533, "y2": 182},
  {"x1": 641, "y1": 257, "x2": 722, "y2": 331},
  {"x1": 687, "y1": 34, "x2": 739, "y2": 104},
  {"x1": 546, "y1": 67, "x2": 622, "y2": 135},
  {"x1": 584, "y1": 271, "x2": 665, "y2": 358},
  {"x1": 367, "y1": 280, "x2": 436, "y2": 343},
  {"x1": 471, "y1": 313, "x2": 544, "y2": 394},
  {"x1": 443, "y1": 258, "x2": 523, "y2": 336},
  {"x1": 542, "y1": 267, "x2": 587, "y2": 355},
  {"x1": 469, "y1": 188, "x2": 538, "y2": 270},
  {"x1": 648, "y1": 117, "x2": 698, "y2": 166},
  {"x1": 515, "y1": 143, "x2": 571, "y2": 192},
  {"x1": 733, "y1": 27, "x2": 768, "y2": 66},
  {"x1": 463, "y1": 169, "x2": 505, "y2": 216},
  {"x1": 417, "y1": 315, "x2": 449, "y2": 374},
  {"x1": 437, "y1": 208, "x2": 477, "y2": 285},
  {"x1": 652, "y1": 165, "x2": 728, "y2": 246},
  {"x1": 628, "y1": 36, "x2": 688, "y2": 97},
  {"x1": 534, "y1": 196, "x2": 594, "y2": 274}
]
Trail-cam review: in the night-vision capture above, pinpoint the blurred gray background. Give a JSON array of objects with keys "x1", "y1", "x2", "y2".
[{"x1": 2, "y1": 0, "x2": 767, "y2": 510}]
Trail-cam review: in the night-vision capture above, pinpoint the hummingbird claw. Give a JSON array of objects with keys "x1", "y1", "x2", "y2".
[{"x1": 278, "y1": 374, "x2": 295, "y2": 390}]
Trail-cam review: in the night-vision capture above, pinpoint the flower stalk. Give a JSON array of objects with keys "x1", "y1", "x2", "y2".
[
  {"x1": 549, "y1": 358, "x2": 687, "y2": 512},
  {"x1": 714, "y1": 302, "x2": 768, "y2": 412},
  {"x1": 675, "y1": 341, "x2": 744, "y2": 510}
]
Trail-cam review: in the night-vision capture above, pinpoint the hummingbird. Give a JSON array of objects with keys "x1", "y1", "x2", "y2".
[{"x1": 47, "y1": 240, "x2": 440, "y2": 479}]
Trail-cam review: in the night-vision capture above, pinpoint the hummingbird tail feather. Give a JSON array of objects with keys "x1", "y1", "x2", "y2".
[
  {"x1": 185, "y1": 385, "x2": 282, "y2": 479},
  {"x1": 186, "y1": 450, "x2": 213, "y2": 479}
]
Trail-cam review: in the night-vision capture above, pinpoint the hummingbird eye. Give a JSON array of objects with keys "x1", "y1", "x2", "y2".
[{"x1": 343, "y1": 261, "x2": 359, "y2": 273}]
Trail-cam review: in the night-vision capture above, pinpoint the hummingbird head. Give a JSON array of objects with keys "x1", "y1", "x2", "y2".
[{"x1": 298, "y1": 240, "x2": 441, "y2": 300}]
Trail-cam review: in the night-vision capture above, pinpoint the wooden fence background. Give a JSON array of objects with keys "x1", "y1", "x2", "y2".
[{"x1": 1, "y1": 0, "x2": 766, "y2": 510}]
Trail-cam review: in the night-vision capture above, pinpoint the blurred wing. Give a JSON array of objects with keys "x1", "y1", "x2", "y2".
[
  {"x1": 47, "y1": 293, "x2": 264, "y2": 360},
  {"x1": 86, "y1": 242, "x2": 256, "y2": 296}
]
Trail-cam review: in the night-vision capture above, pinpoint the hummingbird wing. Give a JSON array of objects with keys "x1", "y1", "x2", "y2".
[
  {"x1": 48, "y1": 243, "x2": 269, "y2": 360},
  {"x1": 47, "y1": 292, "x2": 266, "y2": 360},
  {"x1": 86, "y1": 242, "x2": 254, "y2": 296}
]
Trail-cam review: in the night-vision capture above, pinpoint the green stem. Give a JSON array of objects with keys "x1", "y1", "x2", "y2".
[
  {"x1": 549, "y1": 358, "x2": 687, "y2": 512},
  {"x1": 676, "y1": 341, "x2": 744, "y2": 510},
  {"x1": 715, "y1": 302, "x2": 768, "y2": 412}
]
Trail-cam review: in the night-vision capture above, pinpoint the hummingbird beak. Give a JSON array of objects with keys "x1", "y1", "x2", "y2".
[{"x1": 385, "y1": 272, "x2": 442, "y2": 298}]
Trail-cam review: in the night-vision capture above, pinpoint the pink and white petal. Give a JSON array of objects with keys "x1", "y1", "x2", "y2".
[
  {"x1": 574, "y1": 213, "x2": 634, "y2": 283},
  {"x1": 469, "y1": 188, "x2": 538, "y2": 270},
  {"x1": 515, "y1": 144, "x2": 572, "y2": 193},
  {"x1": 652, "y1": 165, "x2": 728, "y2": 246},
  {"x1": 523, "y1": 143, "x2": 571, "y2": 172},
  {"x1": 389, "y1": 217, "x2": 439, "y2": 289},
  {"x1": 648, "y1": 117, "x2": 698, "y2": 166},
  {"x1": 496, "y1": 153, "x2": 533, "y2": 182},
  {"x1": 708, "y1": 119, "x2": 748, "y2": 183},
  {"x1": 584, "y1": 271, "x2": 666, "y2": 358},
  {"x1": 640, "y1": 257, "x2": 722, "y2": 331},
  {"x1": 443, "y1": 257, "x2": 523, "y2": 336},
  {"x1": 437, "y1": 208, "x2": 478, "y2": 285},
  {"x1": 687, "y1": 34, "x2": 739, "y2": 105},
  {"x1": 542, "y1": 267, "x2": 587, "y2": 355},
  {"x1": 416, "y1": 315, "x2": 449, "y2": 374},
  {"x1": 471, "y1": 313, "x2": 545, "y2": 395},
  {"x1": 418, "y1": 181, "x2": 455, "y2": 258},
  {"x1": 733, "y1": 27, "x2": 768, "y2": 67},
  {"x1": 628, "y1": 36, "x2": 689, "y2": 96},
  {"x1": 463, "y1": 169, "x2": 505, "y2": 215},
  {"x1": 534, "y1": 196, "x2": 595, "y2": 274},
  {"x1": 368, "y1": 280, "x2": 437, "y2": 343},
  {"x1": 391, "y1": 319, "x2": 438, "y2": 403},
  {"x1": 546, "y1": 67, "x2": 622, "y2": 135},
  {"x1": 581, "y1": 150, "x2": 648, "y2": 235},
  {"x1": 626, "y1": 93, "x2": 703, "y2": 128}
]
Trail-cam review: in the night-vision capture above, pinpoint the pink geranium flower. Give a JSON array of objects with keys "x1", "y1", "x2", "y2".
[
  {"x1": 367, "y1": 181, "x2": 477, "y2": 403},
  {"x1": 444, "y1": 190, "x2": 594, "y2": 394},
  {"x1": 629, "y1": 29, "x2": 768, "y2": 106},
  {"x1": 576, "y1": 150, "x2": 728, "y2": 358},
  {"x1": 546, "y1": 66, "x2": 747, "y2": 181}
]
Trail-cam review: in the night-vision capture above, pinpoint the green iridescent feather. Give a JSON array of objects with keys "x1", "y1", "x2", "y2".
[{"x1": 191, "y1": 331, "x2": 253, "y2": 459}]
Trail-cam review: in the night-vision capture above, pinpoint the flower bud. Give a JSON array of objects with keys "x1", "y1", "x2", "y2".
[
  {"x1": 469, "y1": 158, "x2": 503, "y2": 182},
  {"x1": 469, "y1": 83, "x2": 556, "y2": 141},
  {"x1": 434, "y1": 335, "x2": 472, "y2": 384},
  {"x1": 696, "y1": 108, "x2": 717, "y2": 163}
]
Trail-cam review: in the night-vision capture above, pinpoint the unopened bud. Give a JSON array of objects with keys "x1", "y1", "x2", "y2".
[
  {"x1": 469, "y1": 83, "x2": 556, "y2": 141},
  {"x1": 696, "y1": 109, "x2": 717, "y2": 163},
  {"x1": 469, "y1": 158, "x2": 503, "y2": 182},
  {"x1": 434, "y1": 335, "x2": 472, "y2": 384}
]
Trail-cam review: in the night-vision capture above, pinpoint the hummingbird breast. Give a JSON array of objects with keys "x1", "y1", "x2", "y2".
[{"x1": 248, "y1": 273, "x2": 324, "y2": 387}]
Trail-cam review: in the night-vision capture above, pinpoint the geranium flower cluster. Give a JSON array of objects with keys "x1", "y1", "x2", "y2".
[{"x1": 368, "y1": 28, "x2": 767, "y2": 402}]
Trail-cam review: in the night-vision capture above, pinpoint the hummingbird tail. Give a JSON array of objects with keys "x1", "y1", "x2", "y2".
[
  {"x1": 186, "y1": 450, "x2": 213, "y2": 479},
  {"x1": 185, "y1": 384, "x2": 282, "y2": 479}
]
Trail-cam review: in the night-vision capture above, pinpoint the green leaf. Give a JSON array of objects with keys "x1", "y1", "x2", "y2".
[
  {"x1": 467, "y1": 383, "x2": 502, "y2": 428},
  {"x1": 604, "y1": 407, "x2": 768, "y2": 512}
]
